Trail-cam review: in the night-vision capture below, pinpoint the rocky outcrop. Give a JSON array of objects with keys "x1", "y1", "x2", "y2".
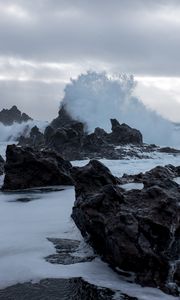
[
  {"x1": 50, "y1": 105, "x2": 75, "y2": 129},
  {"x1": 107, "y1": 119, "x2": 143, "y2": 145},
  {"x1": 45, "y1": 119, "x2": 143, "y2": 160},
  {"x1": 2, "y1": 145, "x2": 73, "y2": 190},
  {"x1": 72, "y1": 161, "x2": 180, "y2": 296},
  {"x1": 0, "y1": 105, "x2": 32, "y2": 125},
  {"x1": 18, "y1": 104, "x2": 146, "y2": 160}
]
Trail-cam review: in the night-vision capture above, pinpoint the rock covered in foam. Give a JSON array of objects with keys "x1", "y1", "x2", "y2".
[
  {"x1": 72, "y1": 161, "x2": 180, "y2": 296},
  {"x1": 0, "y1": 105, "x2": 32, "y2": 126},
  {"x1": 2, "y1": 145, "x2": 73, "y2": 190}
]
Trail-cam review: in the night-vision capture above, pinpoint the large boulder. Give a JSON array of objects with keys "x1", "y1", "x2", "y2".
[
  {"x1": 47, "y1": 121, "x2": 85, "y2": 160},
  {"x1": 71, "y1": 160, "x2": 118, "y2": 195},
  {"x1": 72, "y1": 161, "x2": 180, "y2": 296},
  {"x1": 0, "y1": 105, "x2": 32, "y2": 125},
  {"x1": 2, "y1": 145, "x2": 73, "y2": 190}
]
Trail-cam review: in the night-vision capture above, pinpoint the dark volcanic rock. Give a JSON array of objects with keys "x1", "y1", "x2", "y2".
[
  {"x1": 46, "y1": 118, "x2": 144, "y2": 160},
  {"x1": 0, "y1": 278, "x2": 116, "y2": 300},
  {"x1": 47, "y1": 121, "x2": 85, "y2": 160},
  {"x1": 50, "y1": 105, "x2": 76, "y2": 129},
  {"x1": 108, "y1": 119, "x2": 143, "y2": 145},
  {"x1": 71, "y1": 160, "x2": 119, "y2": 195},
  {"x1": 0, "y1": 105, "x2": 32, "y2": 125},
  {"x1": 72, "y1": 162, "x2": 180, "y2": 295},
  {"x1": 121, "y1": 164, "x2": 180, "y2": 187},
  {"x1": 18, "y1": 105, "x2": 147, "y2": 160},
  {"x1": 2, "y1": 144, "x2": 73, "y2": 190}
]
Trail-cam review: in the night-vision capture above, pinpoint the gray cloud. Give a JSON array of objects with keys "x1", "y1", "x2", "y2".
[
  {"x1": 0, "y1": 0, "x2": 180, "y2": 121},
  {"x1": 0, "y1": 0, "x2": 180, "y2": 75}
]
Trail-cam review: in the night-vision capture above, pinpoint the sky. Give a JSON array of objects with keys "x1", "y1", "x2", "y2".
[{"x1": 0, "y1": 0, "x2": 180, "y2": 122}]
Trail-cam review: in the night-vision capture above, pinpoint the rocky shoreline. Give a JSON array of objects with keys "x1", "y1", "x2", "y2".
[
  {"x1": 0, "y1": 144, "x2": 179, "y2": 296},
  {"x1": 0, "y1": 105, "x2": 180, "y2": 297}
]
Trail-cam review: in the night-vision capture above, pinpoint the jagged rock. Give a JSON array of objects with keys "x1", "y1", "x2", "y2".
[
  {"x1": 121, "y1": 164, "x2": 179, "y2": 186},
  {"x1": 0, "y1": 105, "x2": 32, "y2": 125},
  {"x1": 108, "y1": 119, "x2": 143, "y2": 145},
  {"x1": 72, "y1": 162, "x2": 180, "y2": 296},
  {"x1": 0, "y1": 155, "x2": 4, "y2": 175},
  {"x1": 50, "y1": 105, "x2": 75, "y2": 129},
  {"x1": 17, "y1": 105, "x2": 146, "y2": 160},
  {"x1": 2, "y1": 145, "x2": 73, "y2": 190}
]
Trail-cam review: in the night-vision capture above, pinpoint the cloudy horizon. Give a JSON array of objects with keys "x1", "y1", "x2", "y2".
[{"x1": 0, "y1": 0, "x2": 180, "y2": 122}]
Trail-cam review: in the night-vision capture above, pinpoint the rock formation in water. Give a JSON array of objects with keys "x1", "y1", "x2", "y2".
[
  {"x1": 0, "y1": 105, "x2": 32, "y2": 126},
  {"x1": 71, "y1": 161, "x2": 180, "y2": 296},
  {"x1": 17, "y1": 105, "x2": 180, "y2": 160},
  {"x1": 2, "y1": 144, "x2": 73, "y2": 190},
  {"x1": 18, "y1": 105, "x2": 145, "y2": 160}
]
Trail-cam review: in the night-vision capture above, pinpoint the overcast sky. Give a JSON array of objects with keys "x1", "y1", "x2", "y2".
[{"x1": 0, "y1": 0, "x2": 180, "y2": 121}]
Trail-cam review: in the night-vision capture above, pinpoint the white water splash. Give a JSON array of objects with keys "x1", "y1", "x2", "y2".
[
  {"x1": 62, "y1": 71, "x2": 179, "y2": 146},
  {"x1": 0, "y1": 120, "x2": 48, "y2": 143}
]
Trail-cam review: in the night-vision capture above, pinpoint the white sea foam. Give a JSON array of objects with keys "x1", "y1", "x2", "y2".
[{"x1": 0, "y1": 120, "x2": 48, "y2": 143}]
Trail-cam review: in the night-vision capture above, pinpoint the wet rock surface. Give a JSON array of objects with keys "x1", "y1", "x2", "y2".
[
  {"x1": 0, "y1": 277, "x2": 140, "y2": 300},
  {"x1": 72, "y1": 161, "x2": 180, "y2": 296},
  {"x1": 46, "y1": 238, "x2": 95, "y2": 265},
  {"x1": 0, "y1": 105, "x2": 32, "y2": 126},
  {"x1": 2, "y1": 145, "x2": 73, "y2": 190},
  {"x1": 0, "y1": 278, "x2": 116, "y2": 300}
]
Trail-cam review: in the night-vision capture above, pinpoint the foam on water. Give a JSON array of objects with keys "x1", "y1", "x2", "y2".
[
  {"x1": 0, "y1": 120, "x2": 48, "y2": 143},
  {"x1": 72, "y1": 153, "x2": 180, "y2": 178},
  {"x1": 120, "y1": 182, "x2": 144, "y2": 191}
]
